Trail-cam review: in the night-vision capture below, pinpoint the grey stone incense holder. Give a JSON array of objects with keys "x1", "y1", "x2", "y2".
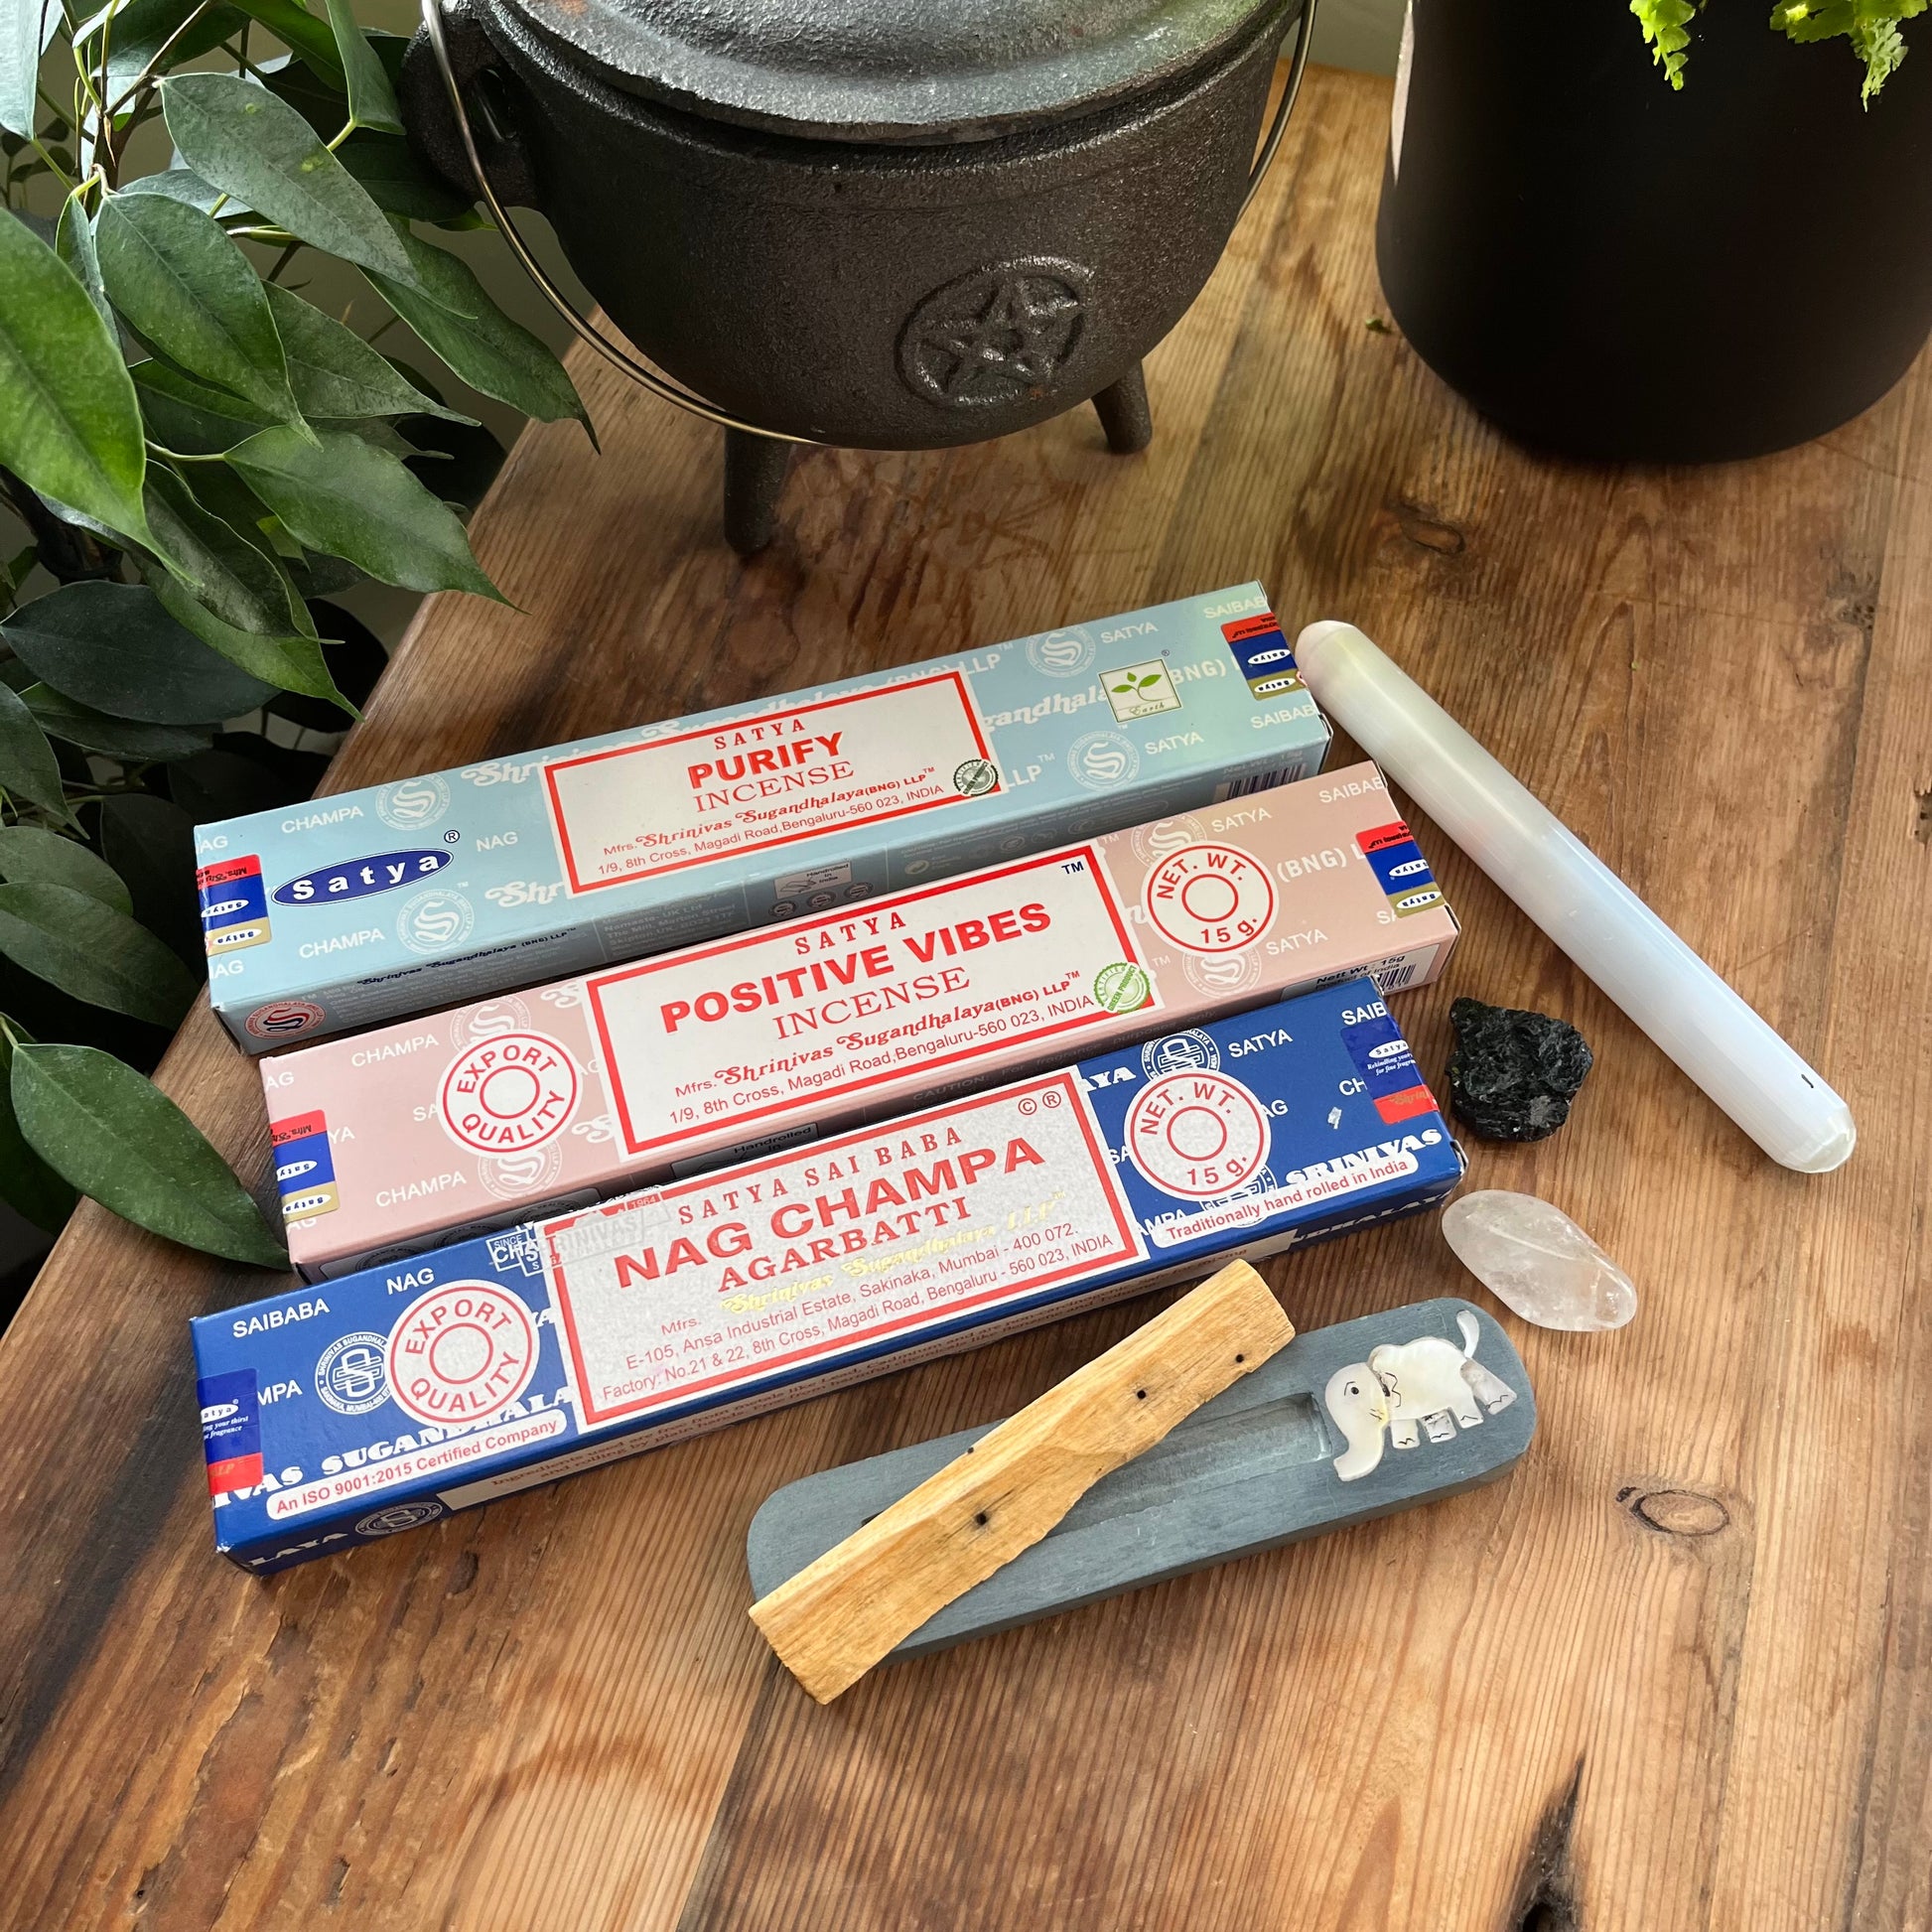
[{"x1": 747, "y1": 1298, "x2": 1536, "y2": 1661}]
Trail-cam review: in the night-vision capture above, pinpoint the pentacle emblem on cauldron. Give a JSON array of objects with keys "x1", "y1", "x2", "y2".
[{"x1": 897, "y1": 258, "x2": 1093, "y2": 408}]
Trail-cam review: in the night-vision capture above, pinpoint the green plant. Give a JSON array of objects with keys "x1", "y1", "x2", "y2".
[
  {"x1": 1632, "y1": 0, "x2": 1927, "y2": 99},
  {"x1": 0, "y1": 0, "x2": 586, "y2": 1267}
]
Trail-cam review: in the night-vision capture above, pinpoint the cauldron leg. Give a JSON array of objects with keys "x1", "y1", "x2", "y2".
[
  {"x1": 723, "y1": 429, "x2": 792, "y2": 555},
  {"x1": 1092, "y1": 363, "x2": 1154, "y2": 454}
]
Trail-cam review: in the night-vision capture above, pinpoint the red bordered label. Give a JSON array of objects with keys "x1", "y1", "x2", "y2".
[
  {"x1": 583, "y1": 846, "x2": 1147, "y2": 1158},
  {"x1": 541, "y1": 1070, "x2": 1143, "y2": 1430},
  {"x1": 542, "y1": 674, "x2": 996, "y2": 894}
]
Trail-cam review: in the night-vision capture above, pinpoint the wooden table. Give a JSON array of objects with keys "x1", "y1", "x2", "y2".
[{"x1": 4, "y1": 63, "x2": 1930, "y2": 1931}]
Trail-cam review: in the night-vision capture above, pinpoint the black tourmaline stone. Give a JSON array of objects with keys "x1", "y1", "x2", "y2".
[{"x1": 1446, "y1": 998, "x2": 1594, "y2": 1142}]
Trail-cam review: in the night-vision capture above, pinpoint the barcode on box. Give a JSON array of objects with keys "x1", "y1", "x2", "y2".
[
  {"x1": 1216, "y1": 766, "x2": 1296, "y2": 801},
  {"x1": 1366, "y1": 946, "x2": 1441, "y2": 994}
]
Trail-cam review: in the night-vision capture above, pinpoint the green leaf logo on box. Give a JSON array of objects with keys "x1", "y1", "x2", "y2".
[{"x1": 1102, "y1": 660, "x2": 1181, "y2": 725}]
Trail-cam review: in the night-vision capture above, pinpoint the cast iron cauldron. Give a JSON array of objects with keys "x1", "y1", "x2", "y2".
[{"x1": 402, "y1": 0, "x2": 1309, "y2": 551}]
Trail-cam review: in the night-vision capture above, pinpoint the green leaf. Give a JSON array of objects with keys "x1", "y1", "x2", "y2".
[
  {"x1": 338, "y1": 129, "x2": 475, "y2": 223},
  {"x1": 285, "y1": 549, "x2": 364, "y2": 598},
  {"x1": 0, "y1": 884, "x2": 199, "y2": 1024},
  {"x1": 1853, "y1": 15, "x2": 1911, "y2": 99},
  {"x1": 369, "y1": 228, "x2": 589, "y2": 429},
  {"x1": 55, "y1": 196, "x2": 112, "y2": 332},
  {"x1": 0, "y1": 540, "x2": 35, "y2": 602},
  {"x1": 100, "y1": 791, "x2": 201, "y2": 962},
  {"x1": 144, "y1": 465, "x2": 305, "y2": 639},
  {"x1": 2, "y1": 0, "x2": 53, "y2": 138},
  {"x1": 140, "y1": 476, "x2": 345, "y2": 710},
  {"x1": 342, "y1": 416, "x2": 417, "y2": 459},
  {"x1": 270, "y1": 597, "x2": 383, "y2": 727},
  {"x1": 0, "y1": 826, "x2": 133, "y2": 911},
  {"x1": 77, "y1": 0, "x2": 246, "y2": 100},
  {"x1": 264, "y1": 281, "x2": 475, "y2": 423},
  {"x1": 324, "y1": 0, "x2": 401, "y2": 131},
  {"x1": 1766, "y1": 0, "x2": 1924, "y2": 100},
  {"x1": 23, "y1": 685, "x2": 213, "y2": 760},
  {"x1": 0, "y1": 681, "x2": 74, "y2": 824},
  {"x1": 2, "y1": 579, "x2": 273, "y2": 721},
  {"x1": 0, "y1": 1028, "x2": 77, "y2": 1234},
  {"x1": 30, "y1": 486, "x2": 123, "y2": 547},
  {"x1": 1630, "y1": 0, "x2": 1697, "y2": 85},
  {"x1": 229, "y1": 0, "x2": 345, "y2": 84},
  {"x1": 95, "y1": 192, "x2": 306, "y2": 434},
  {"x1": 172, "y1": 456, "x2": 284, "y2": 553},
  {"x1": 0, "y1": 211, "x2": 153, "y2": 546},
  {"x1": 161, "y1": 72, "x2": 421, "y2": 288},
  {"x1": 394, "y1": 414, "x2": 504, "y2": 509},
  {"x1": 149, "y1": 568, "x2": 352, "y2": 712},
  {"x1": 257, "y1": 47, "x2": 348, "y2": 134},
  {"x1": 135, "y1": 356, "x2": 272, "y2": 454},
  {"x1": 12, "y1": 1041, "x2": 287, "y2": 1266},
  {"x1": 119, "y1": 168, "x2": 224, "y2": 213},
  {"x1": 227, "y1": 423, "x2": 502, "y2": 597}
]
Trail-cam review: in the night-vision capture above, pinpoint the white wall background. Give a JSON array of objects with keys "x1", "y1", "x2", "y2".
[{"x1": 1308, "y1": 0, "x2": 1406, "y2": 74}]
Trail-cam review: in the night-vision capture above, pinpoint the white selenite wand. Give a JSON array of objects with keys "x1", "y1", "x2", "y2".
[{"x1": 1295, "y1": 621, "x2": 1856, "y2": 1173}]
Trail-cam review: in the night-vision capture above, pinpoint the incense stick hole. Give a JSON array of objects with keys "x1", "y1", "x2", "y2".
[
  {"x1": 974, "y1": 1512, "x2": 989, "y2": 1527},
  {"x1": 1235, "y1": 1353, "x2": 1245, "y2": 1363},
  {"x1": 1136, "y1": 1388, "x2": 1147, "y2": 1400}
]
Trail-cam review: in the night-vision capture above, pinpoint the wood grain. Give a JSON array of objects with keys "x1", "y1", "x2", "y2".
[
  {"x1": 751, "y1": 1262, "x2": 1293, "y2": 1701},
  {"x1": 1, "y1": 61, "x2": 1928, "y2": 1931}
]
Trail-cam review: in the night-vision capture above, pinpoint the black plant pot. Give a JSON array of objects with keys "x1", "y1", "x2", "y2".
[{"x1": 1376, "y1": 0, "x2": 1932, "y2": 461}]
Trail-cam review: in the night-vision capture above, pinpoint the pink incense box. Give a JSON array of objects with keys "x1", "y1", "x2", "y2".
[{"x1": 265, "y1": 762, "x2": 1457, "y2": 1279}]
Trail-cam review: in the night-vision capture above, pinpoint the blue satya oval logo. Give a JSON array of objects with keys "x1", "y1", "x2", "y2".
[{"x1": 272, "y1": 849, "x2": 452, "y2": 906}]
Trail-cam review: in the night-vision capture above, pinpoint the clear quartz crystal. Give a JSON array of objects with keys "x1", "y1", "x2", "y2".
[{"x1": 1440, "y1": 1190, "x2": 1637, "y2": 1331}]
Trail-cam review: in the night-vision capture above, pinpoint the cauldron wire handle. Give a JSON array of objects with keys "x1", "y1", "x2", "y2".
[
  {"x1": 1241, "y1": 0, "x2": 1320, "y2": 220},
  {"x1": 418, "y1": 0, "x2": 1318, "y2": 445},
  {"x1": 417, "y1": 0, "x2": 813, "y2": 443}
]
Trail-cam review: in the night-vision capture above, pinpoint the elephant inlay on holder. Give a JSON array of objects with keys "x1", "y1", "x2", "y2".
[{"x1": 1322, "y1": 1309, "x2": 1517, "y2": 1480}]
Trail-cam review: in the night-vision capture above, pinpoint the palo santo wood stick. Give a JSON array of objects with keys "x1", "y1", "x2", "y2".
[{"x1": 748, "y1": 1260, "x2": 1294, "y2": 1702}]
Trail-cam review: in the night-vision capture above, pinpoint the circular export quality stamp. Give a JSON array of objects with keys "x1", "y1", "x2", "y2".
[
  {"x1": 1124, "y1": 1070, "x2": 1270, "y2": 1201},
  {"x1": 385, "y1": 1281, "x2": 538, "y2": 1428},
  {"x1": 439, "y1": 1031, "x2": 580, "y2": 1155},
  {"x1": 1142, "y1": 843, "x2": 1277, "y2": 954}
]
